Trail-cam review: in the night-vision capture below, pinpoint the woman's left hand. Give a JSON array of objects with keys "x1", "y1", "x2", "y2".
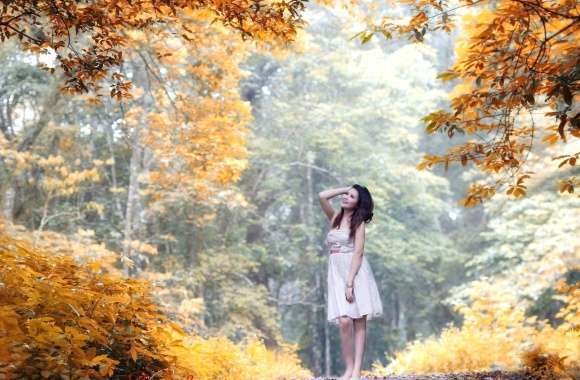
[{"x1": 345, "y1": 286, "x2": 354, "y2": 303}]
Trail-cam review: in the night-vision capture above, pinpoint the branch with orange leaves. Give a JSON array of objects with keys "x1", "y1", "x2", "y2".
[
  {"x1": 0, "y1": 0, "x2": 308, "y2": 97},
  {"x1": 354, "y1": 0, "x2": 580, "y2": 206}
]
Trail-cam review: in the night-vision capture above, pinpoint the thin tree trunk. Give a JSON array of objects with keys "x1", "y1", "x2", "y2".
[
  {"x1": 123, "y1": 126, "x2": 142, "y2": 277},
  {"x1": 399, "y1": 294, "x2": 407, "y2": 343},
  {"x1": 105, "y1": 122, "x2": 124, "y2": 221},
  {"x1": 305, "y1": 151, "x2": 323, "y2": 375},
  {"x1": 186, "y1": 224, "x2": 197, "y2": 266},
  {"x1": 325, "y1": 310, "x2": 331, "y2": 377},
  {"x1": 312, "y1": 271, "x2": 322, "y2": 375},
  {"x1": 2, "y1": 185, "x2": 15, "y2": 222},
  {"x1": 136, "y1": 146, "x2": 155, "y2": 272}
]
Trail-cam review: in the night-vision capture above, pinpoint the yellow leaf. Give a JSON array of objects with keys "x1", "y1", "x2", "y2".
[
  {"x1": 543, "y1": 133, "x2": 560, "y2": 145},
  {"x1": 130, "y1": 343, "x2": 138, "y2": 362}
]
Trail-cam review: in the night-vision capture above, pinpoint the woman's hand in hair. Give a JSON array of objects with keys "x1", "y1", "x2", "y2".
[{"x1": 318, "y1": 187, "x2": 350, "y2": 221}]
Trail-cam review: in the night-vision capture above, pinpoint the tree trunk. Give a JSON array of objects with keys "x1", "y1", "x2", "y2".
[
  {"x1": 123, "y1": 125, "x2": 142, "y2": 277},
  {"x1": 2, "y1": 185, "x2": 15, "y2": 222},
  {"x1": 105, "y1": 122, "x2": 124, "y2": 221},
  {"x1": 312, "y1": 270, "x2": 322, "y2": 376},
  {"x1": 185, "y1": 225, "x2": 197, "y2": 266},
  {"x1": 305, "y1": 151, "x2": 323, "y2": 375},
  {"x1": 245, "y1": 201, "x2": 270, "y2": 244},
  {"x1": 325, "y1": 309, "x2": 331, "y2": 377},
  {"x1": 398, "y1": 293, "x2": 408, "y2": 343}
]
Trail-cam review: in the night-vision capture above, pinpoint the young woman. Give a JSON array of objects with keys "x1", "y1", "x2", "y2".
[{"x1": 318, "y1": 185, "x2": 383, "y2": 380}]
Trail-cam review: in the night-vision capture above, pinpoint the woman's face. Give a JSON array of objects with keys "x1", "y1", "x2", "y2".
[{"x1": 341, "y1": 188, "x2": 359, "y2": 210}]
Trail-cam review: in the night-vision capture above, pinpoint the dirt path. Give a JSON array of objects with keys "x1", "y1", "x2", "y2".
[{"x1": 309, "y1": 370, "x2": 543, "y2": 380}]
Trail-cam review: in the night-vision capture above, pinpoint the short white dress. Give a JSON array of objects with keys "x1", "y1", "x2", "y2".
[{"x1": 326, "y1": 227, "x2": 383, "y2": 325}]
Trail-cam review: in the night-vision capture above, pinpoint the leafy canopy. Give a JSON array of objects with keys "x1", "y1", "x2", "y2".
[
  {"x1": 355, "y1": 0, "x2": 580, "y2": 206},
  {"x1": 0, "y1": 0, "x2": 307, "y2": 96}
]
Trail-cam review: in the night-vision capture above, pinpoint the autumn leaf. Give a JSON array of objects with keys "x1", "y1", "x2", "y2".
[{"x1": 437, "y1": 70, "x2": 460, "y2": 81}]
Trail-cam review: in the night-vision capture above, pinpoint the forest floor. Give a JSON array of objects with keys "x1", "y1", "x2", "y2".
[{"x1": 310, "y1": 370, "x2": 544, "y2": 380}]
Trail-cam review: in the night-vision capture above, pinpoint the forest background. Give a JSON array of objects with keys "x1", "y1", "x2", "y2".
[{"x1": 0, "y1": 0, "x2": 578, "y2": 379}]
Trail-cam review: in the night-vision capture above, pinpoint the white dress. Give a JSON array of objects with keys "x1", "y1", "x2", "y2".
[{"x1": 325, "y1": 227, "x2": 383, "y2": 325}]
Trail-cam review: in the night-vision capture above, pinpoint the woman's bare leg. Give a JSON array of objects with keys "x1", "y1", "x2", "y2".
[
  {"x1": 338, "y1": 316, "x2": 354, "y2": 380},
  {"x1": 351, "y1": 315, "x2": 367, "y2": 379}
]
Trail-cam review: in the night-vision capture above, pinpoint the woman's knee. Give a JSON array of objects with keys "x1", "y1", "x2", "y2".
[
  {"x1": 353, "y1": 315, "x2": 367, "y2": 326},
  {"x1": 339, "y1": 316, "x2": 352, "y2": 328}
]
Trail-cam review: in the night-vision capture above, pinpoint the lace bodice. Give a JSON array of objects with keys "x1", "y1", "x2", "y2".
[{"x1": 325, "y1": 228, "x2": 355, "y2": 254}]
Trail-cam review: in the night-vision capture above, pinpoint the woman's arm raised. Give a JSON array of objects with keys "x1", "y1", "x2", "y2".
[{"x1": 318, "y1": 186, "x2": 350, "y2": 221}]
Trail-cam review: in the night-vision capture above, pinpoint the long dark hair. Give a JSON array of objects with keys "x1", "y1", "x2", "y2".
[{"x1": 331, "y1": 184, "x2": 374, "y2": 241}]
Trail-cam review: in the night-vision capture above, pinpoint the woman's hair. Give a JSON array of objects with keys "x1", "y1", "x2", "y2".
[{"x1": 331, "y1": 184, "x2": 374, "y2": 241}]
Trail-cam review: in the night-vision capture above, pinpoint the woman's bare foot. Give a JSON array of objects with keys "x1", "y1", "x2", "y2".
[{"x1": 350, "y1": 372, "x2": 361, "y2": 380}]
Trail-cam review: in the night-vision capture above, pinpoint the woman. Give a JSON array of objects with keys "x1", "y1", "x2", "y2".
[{"x1": 318, "y1": 185, "x2": 383, "y2": 380}]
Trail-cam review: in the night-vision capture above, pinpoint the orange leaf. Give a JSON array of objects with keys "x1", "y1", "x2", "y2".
[
  {"x1": 130, "y1": 343, "x2": 138, "y2": 362},
  {"x1": 543, "y1": 134, "x2": 560, "y2": 145}
]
